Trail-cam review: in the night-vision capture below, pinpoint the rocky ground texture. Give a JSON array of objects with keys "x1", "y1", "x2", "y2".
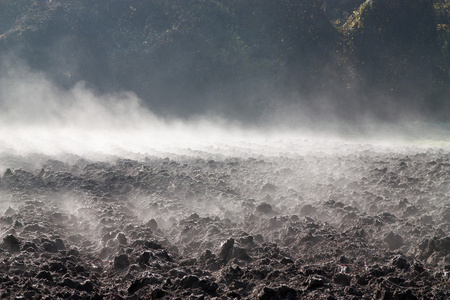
[{"x1": 1, "y1": 143, "x2": 450, "y2": 299}]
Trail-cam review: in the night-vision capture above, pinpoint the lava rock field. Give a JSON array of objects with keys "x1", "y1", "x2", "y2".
[{"x1": 1, "y1": 143, "x2": 450, "y2": 299}]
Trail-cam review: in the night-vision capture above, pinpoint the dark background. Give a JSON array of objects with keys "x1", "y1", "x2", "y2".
[{"x1": 1, "y1": 0, "x2": 449, "y2": 124}]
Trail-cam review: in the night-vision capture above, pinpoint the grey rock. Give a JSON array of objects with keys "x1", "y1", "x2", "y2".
[
  {"x1": 384, "y1": 232, "x2": 404, "y2": 251},
  {"x1": 116, "y1": 232, "x2": 128, "y2": 245}
]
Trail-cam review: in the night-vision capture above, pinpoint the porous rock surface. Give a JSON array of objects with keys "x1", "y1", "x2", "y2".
[{"x1": 0, "y1": 145, "x2": 449, "y2": 299}]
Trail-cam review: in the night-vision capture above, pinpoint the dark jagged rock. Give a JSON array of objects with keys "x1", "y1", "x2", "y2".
[
  {"x1": 21, "y1": 241, "x2": 39, "y2": 252},
  {"x1": 307, "y1": 276, "x2": 328, "y2": 290},
  {"x1": 138, "y1": 251, "x2": 152, "y2": 266},
  {"x1": 36, "y1": 271, "x2": 53, "y2": 281},
  {"x1": 258, "y1": 287, "x2": 277, "y2": 300},
  {"x1": 62, "y1": 278, "x2": 81, "y2": 289},
  {"x1": 218, "y1": 238, "x2": 235, "y2": 264},
  {"x1": 114, "y1": 254, "x2": 130, "y2": 270},
  {"x1": 392, "y1": 255, "x2": 410, "y2": 270},
  {"x1": 145, "y1": 240, "x2": 163, "y2": 250},
  {"x1": 233, "y1": 247, "x2": 251, "y2": 261},
  {"x1": 151, "y1": 288, "x2": 166, "y2": 299},
  {"x1": 333, "y1": 273, "x2": 351, "y2": 286},
  {"x1": 3, "y1": 168, "x2": 12, "y2": 177},
  {"x1": 67, "y1": 248, "x2": 79, "y2": 257},
  {"x1": 179, "y1": 275, "x2": 200, "y2": 289},
  {"x1": 277, "y1": 285, "x2": 297, "y2": 299},
  {"x1": 197, "y1": 279, "x2": 218, "y2": 294},
  {"x1": 43, "y1": 241, "x2": 58, "y2": 253},
  {"x1": 55, "y1": 238, "x2": 65, "y2": 250},
  {"x1": 2, "y1": 234, "x2": 20, "y2": 252},
  {"x1": 80, "y1": 280, "x2": 95, "y2": 292},
  {"x1": 155, "y1": 250, "x2": 173, "y2": 262},
  {"x1": 49, "y1": 262, "x2": 67, "y2": 273},
  {"x1": 128, "y1": 277, "x2": 158, "y2": 295}
]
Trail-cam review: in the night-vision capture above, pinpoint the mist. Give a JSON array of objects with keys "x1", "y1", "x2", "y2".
[
  {"x1": 0, "y1": 63, "x2": 285, "y2": 160},
  {"x1": 1, "y1": 61, "x2": 449, "y2": 165}
]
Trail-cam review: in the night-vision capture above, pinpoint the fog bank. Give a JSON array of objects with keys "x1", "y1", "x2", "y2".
[{"x1": 1, "y1": 66, "x2": 449, "y2": 161}]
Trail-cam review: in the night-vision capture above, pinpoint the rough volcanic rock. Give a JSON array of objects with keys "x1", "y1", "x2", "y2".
[
  {"x1": 384, "y1": 231, "x2": 404, "y2": 251},
  {"x1": 1, "y1": 234, "x2": 20, "y2": 252},
  {"x1": 114, "y1": 254, "x2": 130, "y2": 270},
  {"x1": 1, "y1": 144, "x2": 450, "y2": 299}
]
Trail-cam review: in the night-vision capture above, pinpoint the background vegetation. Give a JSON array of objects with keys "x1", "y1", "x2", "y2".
[{"x1": 1, "y1": 0, "x2": 449, "y2": 122}]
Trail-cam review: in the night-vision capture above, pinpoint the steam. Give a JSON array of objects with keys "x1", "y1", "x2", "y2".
[
  {"x1": 0, "y1": 63, "x2": 449, "y2": 164},
  {"x1": 0, "y1": 64, "x2": 253, "y2": 156},
  {"x1": 0, "y1": 63, "x2": 323, "y2": 158}
]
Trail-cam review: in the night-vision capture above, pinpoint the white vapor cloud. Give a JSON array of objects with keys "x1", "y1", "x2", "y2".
[
  {"x1": 0, "y1": 65, "x2": 269, "y2": 157},
  {"x1": 0, "y1": 64, "x2": 449, "y2": 162}
]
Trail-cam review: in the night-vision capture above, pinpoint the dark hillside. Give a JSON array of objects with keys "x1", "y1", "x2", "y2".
[
  {"x1": 323, "y1": 0, "x2": 366, "y2": 25},
  {"x1": 0, "y1": 0, "x2": 449, "y2": 122},
  {"x1": 342, "y1": 0, "x2": 448, "y2": 119},
  {"x1": 435, "y1": 0, "x2": 450, "y2": 76}
]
